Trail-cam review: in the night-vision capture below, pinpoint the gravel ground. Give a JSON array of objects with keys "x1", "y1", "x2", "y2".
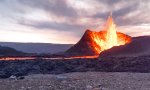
[{"x1": 0, "y1": 72, "x2": 150, "y2": 90}]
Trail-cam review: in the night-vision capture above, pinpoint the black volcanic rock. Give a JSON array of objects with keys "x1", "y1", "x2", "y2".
[
  {"x1": 100, "y1": 36, "x2": 150, "y2": 57},
  {"x1": 66, "y1": 30, "x2": 101, "y2": 56},
  {"x1": 0, "y1": 55, "x2": 150, "y2": 78}
]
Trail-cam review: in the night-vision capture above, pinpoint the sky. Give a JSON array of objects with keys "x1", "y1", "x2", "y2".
[{"x1": 0, "y1": 0, "x2": 150, "y2": 44}]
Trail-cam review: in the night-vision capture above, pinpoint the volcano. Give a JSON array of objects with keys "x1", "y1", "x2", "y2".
[{"x1": 66, "y1": 14, "x2": 131, "y2": 56}]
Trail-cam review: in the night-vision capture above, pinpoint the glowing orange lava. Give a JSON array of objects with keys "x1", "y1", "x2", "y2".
[
  {"x1": 91, "y1": 14, "x2": 131, "y2": 54},
  {"x1": 105, "y1": 14, "x2": 118, "y2": 49}
]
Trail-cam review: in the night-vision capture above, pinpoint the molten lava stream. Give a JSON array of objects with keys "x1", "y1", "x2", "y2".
[{"x1": 66, "y1": 55, "x2": 99, "y2": 59}]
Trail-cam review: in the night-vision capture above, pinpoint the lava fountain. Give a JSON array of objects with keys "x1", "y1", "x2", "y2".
[
  {"x1": 66, "y1": 13, "x2": 131, "y2": 56},
  {"x1": 105, "y1": 13, "x2": 118, "y2": 49},
  {"x1": 90, "y1": 13, "x2": 131, "y2": 54}
]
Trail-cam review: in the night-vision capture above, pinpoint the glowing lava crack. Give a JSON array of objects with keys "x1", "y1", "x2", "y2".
[{"x1": 66, "y1": 14, "x2": 131, "y2": 56}]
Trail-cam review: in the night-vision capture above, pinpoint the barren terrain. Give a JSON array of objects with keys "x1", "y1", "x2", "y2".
[{"x1": 0, "y1": 72, "x2": 150, "y2": 90}]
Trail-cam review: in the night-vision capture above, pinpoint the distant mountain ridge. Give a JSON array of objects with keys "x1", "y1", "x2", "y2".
[
  {"x1": 0, "y1": 42, "x2": 73, "y2": 54},
  {"x1": 0, "y1": 45, "x2": 25, "y2": 56}
]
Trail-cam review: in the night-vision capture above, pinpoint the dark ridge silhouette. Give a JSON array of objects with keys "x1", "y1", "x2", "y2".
[
  {"x1": 100, "y1": 36, "x2": 150, "y2": 57},
  {"x1": 0, "y1": 42, "x2": 72, "y2": 54},
  {"x1": 0, "y1": 45, "x2": 26, "y2": 56},
  {"x1": 66, "y1": 30, "x2": 99, "y2": 56}
]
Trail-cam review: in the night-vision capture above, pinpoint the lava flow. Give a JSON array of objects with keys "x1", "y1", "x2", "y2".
[{"x1": 66, "y1": 13, "x2": 131, "y2": 56}]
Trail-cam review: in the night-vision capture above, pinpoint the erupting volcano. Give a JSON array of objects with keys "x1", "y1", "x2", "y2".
[{"x1": 66, "y1": 13, "x2": 131, "y2": 56}]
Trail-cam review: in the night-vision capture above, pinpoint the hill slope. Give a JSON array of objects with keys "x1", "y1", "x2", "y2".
[
  {"x1": 0, "y1": 42, "x2": 72, "y2": 54},
  {"x1": 0, "y1": 45, "x2": 25, "y2": 56},
  {"x1": 100, "y1": 36, "x2": 150, "y2": 57}
]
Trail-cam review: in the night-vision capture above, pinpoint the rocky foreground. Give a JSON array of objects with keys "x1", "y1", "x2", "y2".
[
  {"x1": 0, "y1": 55, "x2": 150, "y2": 78},
  {"x1": 0, "y1": 72, "x2": 150, "y2": 90},
  {"x1": 0, "y1": 55, "x2": 150, "y2": 90}
]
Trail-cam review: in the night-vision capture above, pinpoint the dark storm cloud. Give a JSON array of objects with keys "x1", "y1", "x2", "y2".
[
  {"x1": 0, "y1": 0, "x2": 150, "y2": 38},
  {"x1": 114, "y1": 3, "x2": 138, "y2": 18},
  {"x1": 97, "y1": 0, "x2": 124, "y2": 5},
  {"x1": 0, "y1": 0, "x2": 80, "y2": 33},
  {"x1": 93, "y1": 1, "x2": 140, "y2": 25},
  {"x1": 1, "y1": 0, "x2": 147, "y2": 26},
  {"x1": 114, "y1": 3, "x2": 140, "y2": 25},
  {"x1": 16, "y1": 0, "x2": 150, "y2": 34},
  {"x1": 18, "y1": 0, "x2": 77, "y2": 17}
]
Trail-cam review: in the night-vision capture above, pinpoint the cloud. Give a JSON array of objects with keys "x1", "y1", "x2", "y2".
[
  {"x1": 93, "y1": 1, "x2": 140, "y2": 23},
  {"x1": 19, "y1": 20, "x2": 85, "y2": 31},
  {"x1": 0, "y1": 0, "x2": 150, "y2": 43},
  {"x1": 18, "y1": 0, "x2": 77, "y2": 17},
  {"x1": 97, "y1": 0, "x2": 124, "y2": 5}
]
